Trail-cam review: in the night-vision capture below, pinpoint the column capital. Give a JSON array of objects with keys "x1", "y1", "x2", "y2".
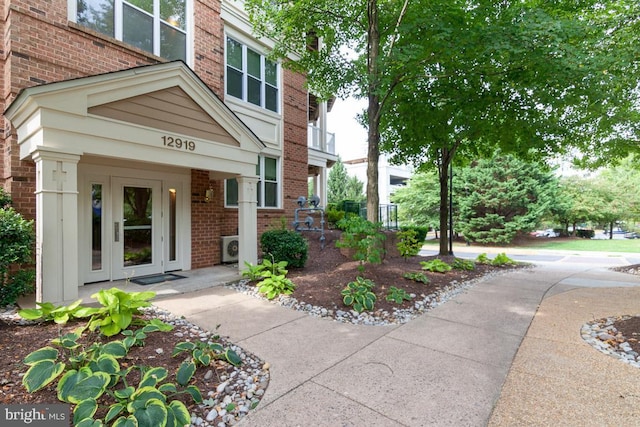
[{"x1": 31, "y1": 147, "x2": 81, "y2": 164}]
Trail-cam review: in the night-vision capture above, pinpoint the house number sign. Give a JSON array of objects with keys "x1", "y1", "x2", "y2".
[{"x1": 161, "y1": 135, "x2": 196, "y2": 152}]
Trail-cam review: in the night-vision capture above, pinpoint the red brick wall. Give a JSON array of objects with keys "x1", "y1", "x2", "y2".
[
  {"x1": 281, "y1": 68, "x2": 309, "y2": 222},
  {"x1": 0, "y1": 0, "x2": 309, "y2": 268}
]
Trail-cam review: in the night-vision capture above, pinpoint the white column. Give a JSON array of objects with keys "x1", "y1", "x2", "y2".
[
  {"x1": 318, "y1": 167, "x2": 327, "y2": 207},
  {"x1": 236, "y1": 176, "x2": 259, "y2": 269},
  {"x1": 32, "y1": 150, "x2": 80, "y2": 304},
  {"x1": 319, "y1": 100, "x2": 328, "y2": 152}
]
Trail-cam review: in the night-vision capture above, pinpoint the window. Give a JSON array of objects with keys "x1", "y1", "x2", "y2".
[
  {"x1": 75, "y1": 0, "x2": 188, "y2": 61},
  {"x1": 225, "y1": 156, "x2": 279, "y2": 208},
  {"x1": 225, "y1": 37, "x2": 279, "y2": 113}
]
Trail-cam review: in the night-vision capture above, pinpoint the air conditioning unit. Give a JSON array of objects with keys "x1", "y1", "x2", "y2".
[{"x1": 221, "y1": 236, "x2": 239, "y2": 263}]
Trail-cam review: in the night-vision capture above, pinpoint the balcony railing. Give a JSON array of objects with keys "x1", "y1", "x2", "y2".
[{"x1": 308, "y1": 124, "x2": 336, "y2": 155}]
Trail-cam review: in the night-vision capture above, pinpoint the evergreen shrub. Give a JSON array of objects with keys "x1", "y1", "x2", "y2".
[{"x1": 260, "y1": 229, "x2": 309, "y2": 268}]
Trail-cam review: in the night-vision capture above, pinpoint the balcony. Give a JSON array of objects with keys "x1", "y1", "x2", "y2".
[{"x1": 308, "y1": 124, "x2": 335, "y2": 155}]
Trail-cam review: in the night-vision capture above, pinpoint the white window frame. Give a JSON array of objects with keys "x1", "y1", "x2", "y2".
[
  {"x1": 225, "y1": 36, "x2": 280, "y2": 113},
  {"x1": 225, "y1": 155, "x2": 281, "y2": 209},
  {"x1": 68, "y1": 0, "x2": 194, "y2": 65}
]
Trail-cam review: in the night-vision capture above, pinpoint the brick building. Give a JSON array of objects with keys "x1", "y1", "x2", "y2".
[{"x1": 1, "y1": 0, "x2": 336, "y2": 303}]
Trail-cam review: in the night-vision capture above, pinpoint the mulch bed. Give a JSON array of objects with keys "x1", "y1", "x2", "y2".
[{"x1": 286, "y1": 229, "x2": 505, "y2": 314}]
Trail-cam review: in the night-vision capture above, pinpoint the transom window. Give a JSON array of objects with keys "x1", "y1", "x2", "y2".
[
  {"x1": 226, "y1": 37, "x2": 279, "y2": 113},
  {"x1": 75, "y1": 0, "x2": 188, "y2": 61},
  {"x1": 225, "y1": 156, "x2": 280, "y2": 208}
]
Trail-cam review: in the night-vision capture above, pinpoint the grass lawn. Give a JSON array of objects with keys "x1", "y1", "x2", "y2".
[
  {"x1": 423, "y1": 236, "x2": 640, "y2": 253},
  {"x1": 513, "y1": 238, "x2": 639, "y2": 252}
]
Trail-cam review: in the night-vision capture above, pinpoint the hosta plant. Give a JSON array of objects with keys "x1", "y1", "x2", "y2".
[
  {"x1": 420, "y1": 259, "x2": 452, "y2": 273},
  {"x1": 172, "y1": 340, "x2": 242, "y2": 368},
  {"x1": 23, "y1": 324, "x2": 200, "y2": 427},
  {"x1": 491, "y1": 252, "x2": 516, "y2": 266},
  {"x1": 341, "y1": 277, "x2": 376, "y2": 313},
  {"x1": 241, "y1": 261, "x2": 267, "y2": 281},
  {"x1": 255, "y1": 256, "x2": 295, "y2": 300},
  {"x1": 385, "y1": 286, "x2": 413, "y2": 304},
  {"x1": 79, "y1": 288, "x2": 160, "y2": 337},
  {"x1": 18, "y1": 299, "x2": 84, "y2": 325},
  {"x1": 452, "y1": 258, "x2": 475, "y2": 271},
  {"x1": 100, "y1": 367, "x2": 197, "y2": 427},
  {"x1": 476, "y1": 253, "x2": 491, "y2": 264},
  {"x1": 402, "y1": 272, "x2": 430, "y2": 284}
]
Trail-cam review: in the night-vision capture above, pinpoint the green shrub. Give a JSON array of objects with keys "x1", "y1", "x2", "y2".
[
  {"x1": 576, "y1": 229, "x2": 595, "y2": 239},
  {"x1": 326, "y1": 208, "x2": 345, "y2": 228},
  {"x1": 0, "y1": 207, "x2": 35, "y2": 305},
  {"x1": 260, "y1": 229, "x2": 308, "y2": 268},
  {"x1": 399, "y1": 226, "x2": 429, "y2": 244},
  {"x1": 335, "y1": 216, "x2": 386, "y2": 272},
  {"x1": 0, "y1": 268, "x2": 34, "y2": 307},
  {"x1": 396, "y1": 229, "x2": 422, "y2": 259},
  {"x1": 0, "y1": 187, "x2": 11, "y2": 208},
  {"x1": 420, "y1": 259, "x2": 452, "y2": 273},
  {"x1": 337, "y1": 200, "x2": 361, "y2": 216}
]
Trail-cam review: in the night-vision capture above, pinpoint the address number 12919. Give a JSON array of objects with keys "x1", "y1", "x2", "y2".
[{"x1": 162, "y1": 135, "x2": 196, "y2": 151}]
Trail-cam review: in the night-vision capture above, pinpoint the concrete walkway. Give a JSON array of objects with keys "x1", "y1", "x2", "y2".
[{"x1": 154, "y1": 255, "x2": 640, "y2": 426}]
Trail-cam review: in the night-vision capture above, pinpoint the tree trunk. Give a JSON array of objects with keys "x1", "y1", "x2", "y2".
[
  {"x1": 609, "y1": 222, "x2": 613, "y2": 240},
  {"x1": 365, "y1": 0, "x2": 380, "y2": 224},
  {"x1": 438, "y1": 147, "x2": 453, "y2": 256}
]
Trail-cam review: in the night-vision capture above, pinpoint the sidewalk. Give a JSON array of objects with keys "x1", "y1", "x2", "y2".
[{"x1": 154, "y1": 259, "x2": 640, "y2": 426}]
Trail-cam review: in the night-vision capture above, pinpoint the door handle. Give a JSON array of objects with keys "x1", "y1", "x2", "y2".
[{"x1": 114, "y1": 222, "x2": 120, "y2": 242}]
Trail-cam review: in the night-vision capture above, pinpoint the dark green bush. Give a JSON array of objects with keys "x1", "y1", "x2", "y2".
[
  {"x1": 0, "y1": 268, "x2": 35, "y2": 307},
  {"x1": 326, "y1": 208, "x2": 345, "y2": 228},
  {"x1": 260, "y1": 229, "x2": 309, "y2": 268},
  {"x1": 0, "y1": 206, "x2": 36, "y2": 306},
  {"x1": 576, "y1": 229, "x2": 595, "y2": 239},
  {"x1": 400, "y1": 226, "x2": 429, "y2": 243},
  {"x1": 0, "y1": 187, "x2": 11, "y2": 208}
]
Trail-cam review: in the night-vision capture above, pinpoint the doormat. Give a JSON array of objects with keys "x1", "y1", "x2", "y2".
[{"x1": 130, "y1": 273, "x2": 186, "y2": 286}]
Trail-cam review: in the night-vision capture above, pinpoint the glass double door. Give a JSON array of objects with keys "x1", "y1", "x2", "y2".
[{"x1": 88, "y1": 177, "x2": 174, "y2": 283}]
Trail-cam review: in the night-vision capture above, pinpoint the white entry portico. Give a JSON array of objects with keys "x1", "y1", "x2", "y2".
[{"x1": 6, "y1": 62, "x2": 263, "y2": 304}]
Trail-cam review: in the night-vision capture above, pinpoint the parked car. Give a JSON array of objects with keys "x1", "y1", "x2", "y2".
[
  {"x1": 535, "y1": 229, "x2": 560, "y2": 238},
  {"x1": 604, "y1": 228, "x2": 627, "y2": 235},
  {"x1": 624, "y1": 232, "x2": 639, "y2": 239}
]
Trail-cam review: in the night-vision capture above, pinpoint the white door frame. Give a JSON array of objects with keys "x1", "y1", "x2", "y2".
[{"x1": 79, "y1": 164, "x2": 191, "y2": 284}]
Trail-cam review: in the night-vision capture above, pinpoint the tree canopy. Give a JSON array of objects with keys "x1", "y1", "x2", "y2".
[
  {"x1": 455, "y1": 155, "x2": 558, "y2": 244},
  {"x1": 379, "y1": 0, "x2": 640, "y2": 253},
  {"x1": 391, "y1": 172, "x2": 440, "y2": 230},
  {"x1": 244, "y1": 0, "x2": 640, "y2": 254},
  {"x1": 327, "y1": 158, "x2": 366, "y2": 204}
]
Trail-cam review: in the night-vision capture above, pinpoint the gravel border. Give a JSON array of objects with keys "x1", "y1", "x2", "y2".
[
  {"x1": 581, "y1": 315, "x2": 640, "y2": 369},
  {"x1": 226, "y1": 268, "x2": 521, "y2": 326}
]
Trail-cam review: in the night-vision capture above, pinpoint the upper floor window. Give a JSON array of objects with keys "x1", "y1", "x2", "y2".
[
  {"x1": 75, "y1": 0, "x2": 188, "y2": 61},
  {"x1": 226, "y1": 37, "x2": 279, "y2": 113}
]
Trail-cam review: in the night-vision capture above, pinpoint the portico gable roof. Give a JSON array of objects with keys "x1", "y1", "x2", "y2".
[{"x1": 5, "y1": 61, "x2": 265, "y2": 176}]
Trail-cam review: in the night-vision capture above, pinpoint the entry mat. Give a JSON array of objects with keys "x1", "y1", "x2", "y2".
[{"x1": 130, "y1": 273, "x2": 186, "y2": 286}]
